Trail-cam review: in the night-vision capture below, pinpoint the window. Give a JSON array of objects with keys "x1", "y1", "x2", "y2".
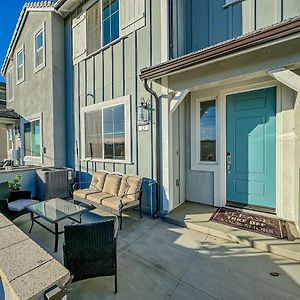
[
  {"x1": 7, "y1": 69, "x2": 14, "y2": 101},
  {"x1": 16, "y1": 46, "x2": 25, "y2": 84},
  {"x1": 102, "y1": 0, "x2": 119, "y2": 46},
  {"x1": 85, "y1": 109, "x2": 103, "y2": 158},
  {"x1": 103, "y1": 104, "x2": 125, "y2": 159},
  {"x1": 85, "y1": 0, "x2": 119, "y2": 55},
  {"x1": 7, "y1": 127, "x2": 14, "y2": 151},
  {"x1": 81, "y1": 96, "x2": 130, "y2": 161},
  {"x1": 199, "y1": 100, "x2": 216, "y2": 162},
  {"x1": 24, "y1": 119, "x2": 41, "y2": 157},
  {"x1": 34, "y1": 25, "x2": 45, "y2": 72}
]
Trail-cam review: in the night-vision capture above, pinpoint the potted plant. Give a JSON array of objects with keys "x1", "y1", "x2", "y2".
[
  {"x1": 7, "y1": 175, "x2": 31, "y2": 200},
  {"x1": 8, "y1": 175, "x2": 22, "y2": 192}
]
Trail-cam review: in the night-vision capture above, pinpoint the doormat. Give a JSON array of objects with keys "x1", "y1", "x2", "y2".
[{"x1": 210, "y1": 207, "x2": 287, "y2": 239}]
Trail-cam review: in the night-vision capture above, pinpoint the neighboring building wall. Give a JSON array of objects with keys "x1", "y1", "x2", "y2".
[
  {"x1": 65, "y1": 0, "x2": 162, "y2": 213},
  {"x1": 171, "y1": 0, "x2": 300, "y2": 58},
  {"x1": 6, "y1": 11, "x2": 65, "y2": 167},
  {"x1": 0, "y1": 124, "x2": 7, "y2": 161},
  {"x1": 0, "y1": 83, "x2": 6, "y2": 108}
]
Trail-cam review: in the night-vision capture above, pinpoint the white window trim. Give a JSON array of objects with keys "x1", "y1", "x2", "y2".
[
  {"x1": 80, "y1": 95, "x2": 132, "y2": 163},
  {"x1": 22, "y1": 112, "x2": 43, "y2": 164},
  {"x1": 33, "y1": 22, "x2": 46, "y2": 73},
  {"x1": 7, "y1": 67, "x2": 14, "y2": 103},
  {"x1": 16, "y1": 44, "x2": 25, "y2": 85},
  {"x1": 191, "y1": 96, "x2": 219, "y2": 171}
]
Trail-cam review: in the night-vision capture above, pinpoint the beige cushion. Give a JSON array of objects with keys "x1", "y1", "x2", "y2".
[
  {"x1": 102, "y1": 174, "x2": 122, "y2": 196},
  {"x1": 102, "y1": 196, "x2": 135, "y2": 211},
  {"x1": 118, "y1": 175, "x2": 142, "y2": 200},
  {"x1": 90, "y1": 171, "x2": 108, "y2": 191},
  {"x1": 86, "y1": 192, "x2": 114, "y2": 204},
  {"x1": 73, "y1": 188, "x2": 99, "y2": 199}
]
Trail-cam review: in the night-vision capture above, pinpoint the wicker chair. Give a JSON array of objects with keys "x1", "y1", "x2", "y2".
[
  {"x1": 0, "y1": 182, "x2": 34, "y2": 221},
  {"x1": 63, "y1": 219, "x2": 118, "y2": 293}
]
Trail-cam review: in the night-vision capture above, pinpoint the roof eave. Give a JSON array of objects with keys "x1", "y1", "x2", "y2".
[
  {"x1": 1, "y1": 2, "x2": 55, "y2": 76},
  {"x1": 54, "y1": 0, "x2": 83, "y2": 17}
]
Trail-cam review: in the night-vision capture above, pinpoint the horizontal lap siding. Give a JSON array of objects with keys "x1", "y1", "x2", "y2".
[{"x1": 66, "y1": 0, "x2": 161, "y2": 214}]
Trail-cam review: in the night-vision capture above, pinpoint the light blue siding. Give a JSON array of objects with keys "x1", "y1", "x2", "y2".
[
  {"x1": 172, "y1": 0, "x2": 300, "y2": 58},
  {"x1": 65, "y1": 0, "x2": 161, "y2": 215}
]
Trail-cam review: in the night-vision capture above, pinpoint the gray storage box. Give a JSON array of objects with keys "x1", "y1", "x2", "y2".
[{"x1": 37, "y1": 168, "x2": 74, "y2": 200}]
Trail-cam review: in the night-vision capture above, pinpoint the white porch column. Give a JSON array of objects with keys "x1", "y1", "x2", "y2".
[{"x1": 160, "y1": 77, "x2": 171, "y2": 213}]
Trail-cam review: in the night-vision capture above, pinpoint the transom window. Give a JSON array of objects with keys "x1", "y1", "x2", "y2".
[
  {"x1": 24, "y1": 119, "x2": 41, "y2": 157},
  {"x1": 81, "y1": 96, "x2": 130, "y2": 162},
  {"x1": 16, "y1": 47, "x2": 24, "y2": 83},
  {"x1": 199, "y1": 100, "x2": 216, "y2": 162},
  {"x1": 86, "y1": 0, "x2": 119, "y2": 55}
]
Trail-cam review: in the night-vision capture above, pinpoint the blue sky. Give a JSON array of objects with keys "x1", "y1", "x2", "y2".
[{"x1": 0, "y1": 1, "x2": 34, "y2": 83}]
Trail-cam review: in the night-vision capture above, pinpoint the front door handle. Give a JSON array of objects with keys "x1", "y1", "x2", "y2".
[{"x1": 226, "y1": 152, "x2": 231, "y2": 174}]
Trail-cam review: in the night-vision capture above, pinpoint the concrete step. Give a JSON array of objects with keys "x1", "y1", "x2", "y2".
[{"x1": 164, "y1": 202, "x2": 300, "y2": 262}]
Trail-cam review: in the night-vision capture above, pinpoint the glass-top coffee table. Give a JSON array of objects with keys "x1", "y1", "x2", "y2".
[{"x1": 26, "y1": 198, "x2": 88, "y2": 252}]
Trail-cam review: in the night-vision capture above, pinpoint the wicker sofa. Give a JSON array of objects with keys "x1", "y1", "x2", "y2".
[{"x1": 73, "y1": 171, "x2": 143, "y2": 228}]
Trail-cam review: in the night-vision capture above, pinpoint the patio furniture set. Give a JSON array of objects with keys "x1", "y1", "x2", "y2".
[{"x1": 0, "y1": 171, "x2": 145, "y2": 293}]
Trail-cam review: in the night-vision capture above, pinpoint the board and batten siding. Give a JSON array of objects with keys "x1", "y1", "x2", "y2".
[
  {"x1": 171, "y1": 0, "x2": 300, "y2": 58},
  {"x1": 65, "y1": 0, "x2": 161, "y2": 214}
]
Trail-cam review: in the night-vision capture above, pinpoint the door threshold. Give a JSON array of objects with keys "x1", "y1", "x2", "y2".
[{"x1": 226, "y1": 201, "x2": 276, "y2": 215}]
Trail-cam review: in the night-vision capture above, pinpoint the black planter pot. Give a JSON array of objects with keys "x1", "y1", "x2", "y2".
[{"x1": 9, "y1": 190, "x2": 32, "y2": 201}]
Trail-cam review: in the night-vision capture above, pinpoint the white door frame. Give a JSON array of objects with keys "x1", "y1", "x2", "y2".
[{"x1": 219, "y1": 80, "x2": 282, "y2": 216}]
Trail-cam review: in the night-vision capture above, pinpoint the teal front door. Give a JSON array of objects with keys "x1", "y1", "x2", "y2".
[{"x1": 226, "y1": 87, "x2": 276, "y2": 209}]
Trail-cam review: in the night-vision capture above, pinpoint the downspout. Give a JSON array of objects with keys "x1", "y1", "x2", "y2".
[{"x1": 144, "y1": 79, "x2": 160, "y2": 218}]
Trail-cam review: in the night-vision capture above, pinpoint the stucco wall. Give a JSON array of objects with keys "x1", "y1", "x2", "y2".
[{"x1": 6, "y1": 10, "x2": 65, "y2": 167}]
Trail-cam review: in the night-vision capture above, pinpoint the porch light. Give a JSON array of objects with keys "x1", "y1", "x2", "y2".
[
  {"x1": 137, "y1": 98, "x2": 151, "y2": 126},
  {"x1": 14, "y1": 125, "x2": 20, "y2": 137}
]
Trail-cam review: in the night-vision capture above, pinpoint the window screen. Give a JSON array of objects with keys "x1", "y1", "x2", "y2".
[
  {"x1": 85, "y1": 109, "x2": 103, "y2": 158},
  {"x1": 87, "y1": 1, "x2": 101, "y2": 55}
]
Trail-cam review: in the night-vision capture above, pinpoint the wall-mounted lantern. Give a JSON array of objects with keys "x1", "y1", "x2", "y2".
[
  {"x1": 14, "y1": 125, "x2": 20, "y2": 139},
  {"x1": 137, "y1": 98, "x2": 151, "y2": 127}
]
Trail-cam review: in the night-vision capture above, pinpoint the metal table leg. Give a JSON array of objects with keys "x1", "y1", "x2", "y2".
[
  {"x1": 29, "y1": 212, "x2": 34, "y2": 233},
  {"x1": 54, "y1": 222, "x2": 59, "y2": 253}
]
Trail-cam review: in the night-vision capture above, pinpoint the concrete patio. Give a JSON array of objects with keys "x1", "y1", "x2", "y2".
[{"x1": 8, "y1": 209, "x2": 300, "y2": 299}]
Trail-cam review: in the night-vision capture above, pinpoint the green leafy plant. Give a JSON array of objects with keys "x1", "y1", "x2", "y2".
[{"x1": 7, "y1": 175, "x2": 22, "y2": 191}]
